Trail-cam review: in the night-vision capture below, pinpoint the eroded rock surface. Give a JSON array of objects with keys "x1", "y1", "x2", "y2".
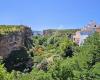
[{"x1": 0, "y1": 25, "x2": 33, "y2": 58}]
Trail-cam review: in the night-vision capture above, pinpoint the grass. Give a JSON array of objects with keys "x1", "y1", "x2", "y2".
[{"x1": 0, "y1": 25, "x2": 25, "y2": 35}]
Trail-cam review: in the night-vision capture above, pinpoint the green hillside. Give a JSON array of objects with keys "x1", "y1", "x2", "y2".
[{"x1": 43, "y1": 29, "x2": 80, "y2": 35}]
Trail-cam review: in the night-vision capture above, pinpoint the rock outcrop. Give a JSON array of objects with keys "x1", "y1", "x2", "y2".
[{"x1": 0, "y1": 25, "x2": 33, "y2": 58}]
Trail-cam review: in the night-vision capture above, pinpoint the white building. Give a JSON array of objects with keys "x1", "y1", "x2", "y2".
[{"x1": 73, "y1": 21, "x2": 100, "y2": 46}]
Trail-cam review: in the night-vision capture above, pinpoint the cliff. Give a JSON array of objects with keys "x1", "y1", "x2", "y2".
[
  {"x1": 43, "y1": 29, "x2": 80, "y2": 35},
  {"x1": 0, "y1": 25, "x2": 33, "y2": 58}
]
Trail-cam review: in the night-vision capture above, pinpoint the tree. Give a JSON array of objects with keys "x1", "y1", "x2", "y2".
[{"x1": 4, "y1": 47, "x2": 33, "y2": 72}]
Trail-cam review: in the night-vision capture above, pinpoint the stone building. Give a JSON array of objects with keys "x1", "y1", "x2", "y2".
[
  {"x1": 73, "y1": 21, "x2": 100, "y2": 45},
  {"x1": 72, "y1": 31, "x2": 81, "y2": 45}
]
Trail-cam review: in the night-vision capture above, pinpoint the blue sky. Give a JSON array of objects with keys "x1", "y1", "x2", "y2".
[{"x1": 0, "y1": 0, "x2": 100, "y2": 31}]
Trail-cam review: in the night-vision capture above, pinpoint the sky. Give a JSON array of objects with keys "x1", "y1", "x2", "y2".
[{"x1": 0, "y1": 0, "x2": 100, "y2": 31}]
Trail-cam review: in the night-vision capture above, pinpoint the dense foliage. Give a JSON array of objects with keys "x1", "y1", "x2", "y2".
[
  {"x1": 4, "y1": 47, "x2": 33, "y2": 72},
  {"x1": 0, "y1": 31, "x2": 100, "y2": 80}
]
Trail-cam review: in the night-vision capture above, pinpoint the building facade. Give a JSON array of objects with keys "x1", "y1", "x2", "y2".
[{"x1": 73, "y1": 21, "x2": 100, "y2": 45}]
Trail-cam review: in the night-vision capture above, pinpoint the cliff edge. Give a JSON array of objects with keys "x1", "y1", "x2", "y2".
[{"x1": 0, "y1": 25, "x2": 33, "y2": 58}]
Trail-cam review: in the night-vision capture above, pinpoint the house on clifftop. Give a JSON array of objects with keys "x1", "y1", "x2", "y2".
[{"x1": 73, "y1": 21, "x2": 100, "y2": 45}]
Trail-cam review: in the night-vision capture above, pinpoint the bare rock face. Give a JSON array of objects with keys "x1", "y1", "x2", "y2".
[{"x1": 0, "y1": 25, "x2": 33, "y2": 58}]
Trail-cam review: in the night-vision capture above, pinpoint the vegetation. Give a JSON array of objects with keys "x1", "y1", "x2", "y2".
[
  {"x1": 0, "y1": 25, "x2": 25, "y2": 35},
  {"x1": 43, "y1": 29, "x2": 80, "y2": 36},
  {"x1": 0, "y1": 26, "x2": 100, "y2": 80},
  {"x1": 4, "y1": 47, "x2": 33, "y2": 72}
]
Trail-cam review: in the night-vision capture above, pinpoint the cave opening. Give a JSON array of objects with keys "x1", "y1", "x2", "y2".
[{"x1": 3, "y1": 47, "x2": 33, "y2": 73}]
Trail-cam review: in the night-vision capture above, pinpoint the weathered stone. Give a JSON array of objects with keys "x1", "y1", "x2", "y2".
[{"x1": 0, "y1": 25, "x2": 33, "y2": 58}]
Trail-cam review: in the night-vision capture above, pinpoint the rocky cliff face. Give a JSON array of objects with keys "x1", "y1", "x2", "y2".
[{"x1": 0, "y1": 25, "x2": 33, "y2": 58}]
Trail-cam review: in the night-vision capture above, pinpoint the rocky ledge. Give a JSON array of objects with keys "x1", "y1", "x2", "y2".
[{"x1": 0, "y1": 25, "x2": 33, "y2": 58}]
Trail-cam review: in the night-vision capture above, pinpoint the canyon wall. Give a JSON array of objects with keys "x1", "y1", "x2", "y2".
[{"x1": 0, "y1": 26, "x2": 33, "y2": 58}]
